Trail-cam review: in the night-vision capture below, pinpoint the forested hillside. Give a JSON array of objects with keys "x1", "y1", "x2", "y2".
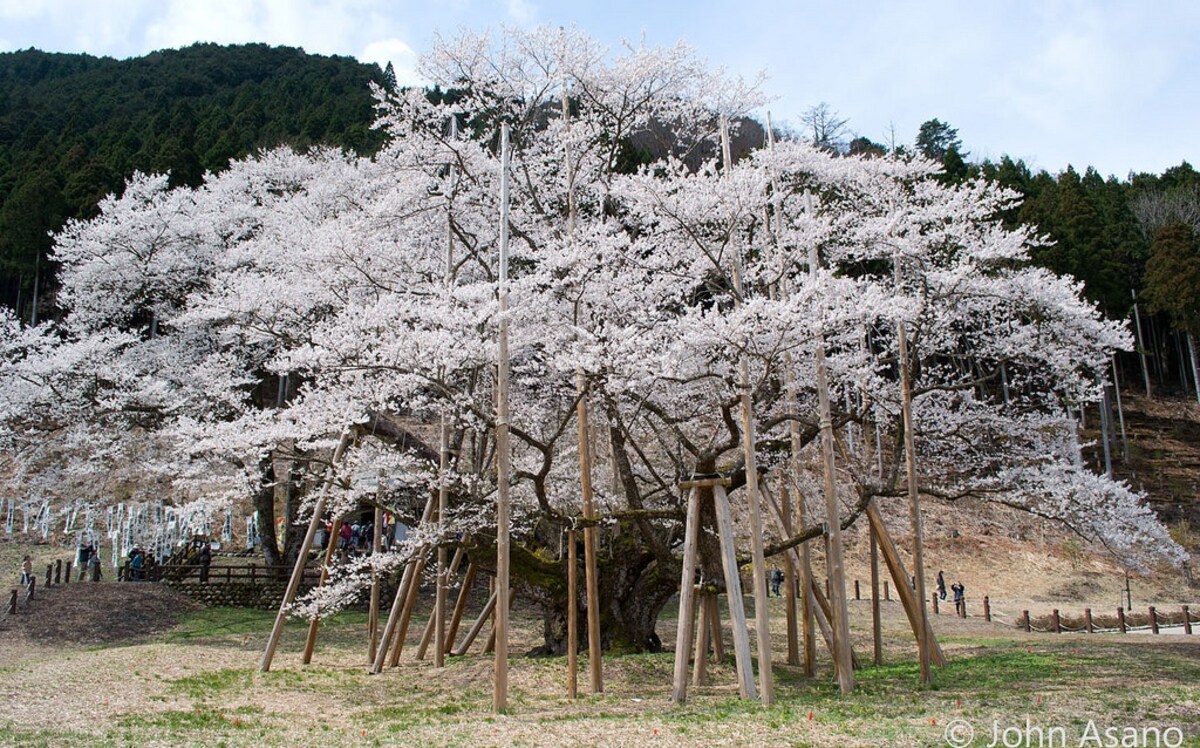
[{"x1": 0, "y1": 43, "x2": 387, "y2": 311}]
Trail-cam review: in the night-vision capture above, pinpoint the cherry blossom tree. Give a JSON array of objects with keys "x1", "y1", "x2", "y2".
[{"x1": 0, "y1": 26, "x2": 1182, "y2": 656}]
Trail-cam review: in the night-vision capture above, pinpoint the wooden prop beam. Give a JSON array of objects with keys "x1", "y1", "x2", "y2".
[
  {"x1": 866, "y1": 502, "x2": 945, "y2": 666},
  {"x1": 368, "y1": 502, "x2": 383, "y2": 664},
  {"x1": 389, "y1": 553, "x2": 429, "y2": 665},
  {"x1": 870, "y1": 529, "x2": 882, "y2": 666},
  {"x1": 670, "y1": 487, "x2": 702, "y2": 704},
  {"x1": 453, "y1": 587, "x2": 498, "y2": 656},
  {"x1": 567, "y1": 528, "x2": 578, "y2": 699},
  {"x1": 707, "y1": 593, "x2": 724, "y2": 663},
  {"x1": 575, "y1": 371, "x2": 604, "y2": 694},
  {"x1": 419, "y1": 547, "x2": 464, "y2": 660},
  {"x1": 781, "y1": 485, "x2": 799, "y2": 667},
  {"x1": 370, "y1": 490, "x2": 439, "y2": 674},
  {"x1": 445, "y1": 561, "x2": 477, "y2": 652},
  {"x1": 691, "y1": 591, "x2": 710, "y2": 687},
  {"x1": 713, "y1": 484, "x2": 757, "y2": 700},
  {"x1": 494, "y1": 121, "x2": 513, "y2": 714},
  {"x1": 435, "y1": 414, "x2": 450, "y2": 669},
  {"x1": 302, "y1": 515, "x2": 345, "y2": 664},
  {"x1": 720, "y1": 114, "x2": 774, "y2": 704},
  {"x1": 260, "y1": 429, "x2": 351, "y2": 673}
]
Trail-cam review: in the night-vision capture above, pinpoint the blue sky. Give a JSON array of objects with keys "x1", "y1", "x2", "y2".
[{"x1": 1, "y1": 0, "x2": 1195, "y2": 178}]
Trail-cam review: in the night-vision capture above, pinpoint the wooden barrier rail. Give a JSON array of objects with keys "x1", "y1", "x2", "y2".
[{"x1": 120, "y1": 561, "x2": 322, "y2": 585}]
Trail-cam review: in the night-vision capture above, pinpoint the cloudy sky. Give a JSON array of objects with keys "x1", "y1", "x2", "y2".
[{"x1": 1, "y1": 0, "x2": 1195, "y2": 178}]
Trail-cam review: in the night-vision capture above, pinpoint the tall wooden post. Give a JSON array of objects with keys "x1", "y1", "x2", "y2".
[
  {"x1": 895, "y1": 255, "x2": 932, "y2": 685},
  {"x1": 780, "y1": 484, "x2": 800, "y2": 666},
  {"x1": 567, "y1": 528, "x2": 578, "y2": 699},
  {"x1": 765, "y1": 114, "x2": 815, "y2": 678},
  {"x1": 435, "y1": 414, "x2": 449, "y2": 668},
  {"x1": 493, "y1": 122, "x2": 512, "y2": 714},
  {"x1": 670, "y1": 487, "x2": 702, "y2": 704},
  {"x1": 807, "y1": 192, "x2": 853, "y2": 694},
  {"x1": 368, "y1": 502, "x2": 382, "y2": 663},
  {"x1": 260, "y1": 429, "x2": 351, "y2": 672},
  {"x1": 575, "y1": 373, "x2": 604, "y2": 693},
  {"x1": 870, "y1": 530, "x2": 882, "y2": 666},
  {"x1": 719, "y1": 116, "x2": 774, "y2": 704}
]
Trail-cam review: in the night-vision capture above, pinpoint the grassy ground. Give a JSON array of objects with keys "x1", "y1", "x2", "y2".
[{"x1": 0, "y1": 587, "x2": 1197, "y2": 748}]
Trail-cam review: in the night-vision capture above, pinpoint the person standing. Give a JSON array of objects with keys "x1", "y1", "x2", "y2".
[
  {"x1": 89, "y1": 548, "x2": 103, "y2": 582},
  {"x1": 951, "y1": 581, "x2": 965, "y2": 617},
  {"x1": 20, "y1": 555, "x2": 33, "y2": 586},
  {"x1": 199, "y1": 543, "x2": 212, "y2": 583},
  {"x1": 937, "y1": 570, "x2": 947, "y2": 601}
]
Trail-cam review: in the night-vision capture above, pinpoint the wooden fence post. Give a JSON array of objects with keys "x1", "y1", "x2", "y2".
[
  {"x1": 54, "y1": 560, "x2": 61, "y2": 585},
  {"x1": 64, "y1": 561, "x2": 71, "y2": 584},
  {"x1": 931, "y1": 593, "x2": 938, "y2": 615},
  {"x1": 854, "y1": 579, "x2": 860, "y2": 600},
  {"x1": 1022, "y1": 610, "x2": 1031, "y2": 633},
  {"x1": 1148, "y1": 606, "x2": 1159, "y2": 634},
  {"x1": 883, "y1": 580, "x2": 889, "y2": 601},
  {"x1": 27, "y1": 577, "x2": 35, "y2": 601},
  {"x1": 983, "y1": 596, "x2": 991, "y2": 622},
  {"x1": 960, "y1": 598, "x2": 967, "y2": 619},
  {"x1": 1117, "y1": 607, "x2": 1126, "y2": 633},
  {"x1": 8, "y1": 589, "x2": 16, "y2": 614},
  {"x1": 1085, "y1": 608, "x2": 1093, "y2": 634},
  {"x1": 1183, "y1": 605, "x2": 1192, "y2": 636},
  {"x1": 1052, "y1": 609, "x2": 1061, "y2": 633},
  {"x1": 45, "y1": 565, "x2": 52, "y2": 586}
]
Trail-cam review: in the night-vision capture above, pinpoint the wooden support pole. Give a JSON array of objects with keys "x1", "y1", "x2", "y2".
[
  {"x1": 575, "y1": 372, "x2": 604, "y2": 695},
  {"x1": 54, "y1": 559, "x2": 61, "y2": 585},
  {"x1": 854, "y1": 579, "x2": 861, "y2": 600},
  {"x1": 302, "y1": 515, "x2": 345, "y2": 664},
  {"x1": 370, "y1": 492, "x2": 439, "y2": 674},
  {"x1": 453, "y1": 588, "x2": 498, "y2": 657},
  {"x1": 7, "y1": 589, "x2": 15, "y2": 615},
  {"x1": 870, "y1": 530, "x2": 882, "y2": 666},
  {"x1": 810, "y1": 574, "x2": 860, "y2": 671},
  {"x1": 1183, "y1": 605, "x2": 1192, "y2": 635},
  {"x1": 865, "y1": 503, "x2": 946, "y2": 667},
  {"x1": 691, "y1": 591, "x2": 710, "y2": 688},
  {"x1": 894, "y1": 258, "x2": 932, "y2": 685},
  {"x1": 419, "y1": 547, "x2": 465, "y2": 660},
  {"x1": 884, "y1": 580, "x2": 890, "y2": 601},
  {"x1": 983, "y1": 596, "x2": 991, "y2": 623},
  {"x1": 670, "y1": 487, "x2": 702, "y2": 704},
  {"x1": 1117, "y1": 607, "x2": 1126, "y2": 633},
  {"x1": 435, "y1": 414, "x2": 450, "y2": 669},
  {"x1": 1023, "y1": 610, "x2": 1031, "y2": 633},
  {"x1": 45, "y1": 564, "x2": 51, "y2": 587},
  {"x1": 1084, "y1": 608, "x2": 1093, "y2": 633},
  {"x1": 368, "y1": 503, "x2": 383, "y2": 664},
  {"x1": 1149, "y1": 606, "x2": 1159, "y2": 634},
  {"x1": 64, "y1": 561, "x2": 71, "y2": 584},
  {"x1": 446, "y1": 562, "x2": 477, "y2": 651},
  {"x1": 780, "y1": 485, "x2": 799, "y2": 667},
  {"x1": 720, "y1": 116, "x2": 774, "y2": 705},
  {"x1": 707, "y1": 593, "x2": 724, "y2": 663},
  {"x1": 567, "y1": 528, "x2": 578, "y2": 699},
  {"x1": 261, "y1": 429, "x2": 351, "y2": 672},
  {"x1": 493, "y1": 121, "x2": 512, "y2": 714},
  {"x1": 1052, "y1": 609, "x2": 1061, "y2": 634},
  {"x1": 931, "y1": 593, "x2": 939, "y2": 615},
  {"x1": 390, "y1": 554, "x2": 429, "y2": 665},
  {"x1": 483, "y1": 586, "x2": 516, "y2": 655},
  {"x1": 713, "y1": 485, "x2": 757, "y2": 700}
]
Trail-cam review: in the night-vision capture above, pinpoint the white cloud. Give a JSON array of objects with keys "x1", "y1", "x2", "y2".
[
  {"x1": 360, "y1": 38, "x2": 423, "y2": 86},
  {"x1": 505, "y1": 0, "x2": 536, "y2": 26}
]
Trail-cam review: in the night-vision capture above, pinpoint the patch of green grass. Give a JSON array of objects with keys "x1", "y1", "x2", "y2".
[
  {"x1": 117, "y1": 707, "x2": 248, "y2": 731},
  {"x1": 166, "y1": 607, "x2": 275, "y2": 641},
  {"x1": 169, "y1": 667, "x2": 255, "y2": 699}
]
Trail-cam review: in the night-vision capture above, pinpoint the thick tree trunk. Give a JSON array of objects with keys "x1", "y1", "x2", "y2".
[{"x1": 253, "y1": 455, "x2": 282, "y2": 569}]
